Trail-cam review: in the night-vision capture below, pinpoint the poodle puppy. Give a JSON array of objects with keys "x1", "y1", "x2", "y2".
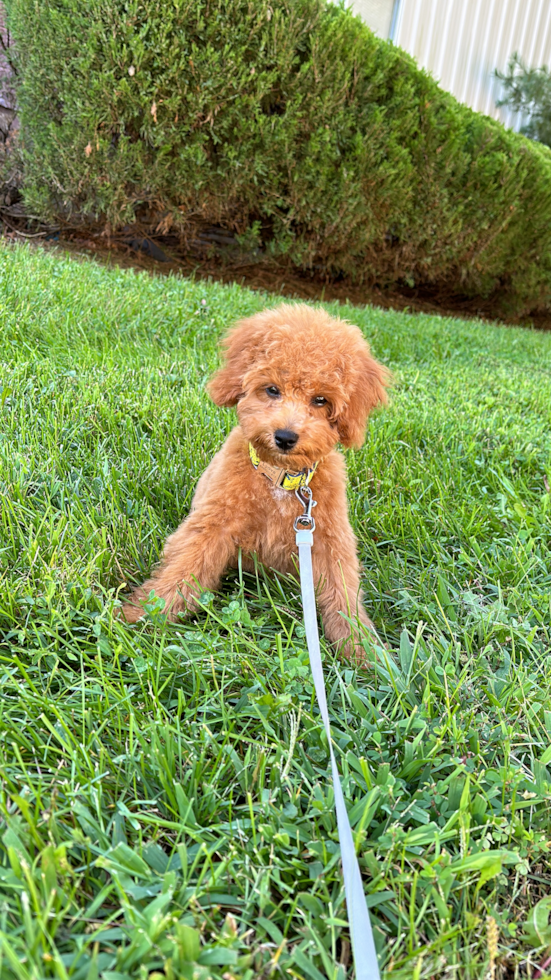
[{"x1": 121, "y1": 303, "x2": 389, "y2": 659}]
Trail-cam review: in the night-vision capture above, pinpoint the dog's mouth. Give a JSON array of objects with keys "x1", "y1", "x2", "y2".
[
  {"x1": 250, "y1": 434, "x2": 316, "y2": 470},
  {"x1": 274, "y1": 446, "x2": 298, "y2": 457}
]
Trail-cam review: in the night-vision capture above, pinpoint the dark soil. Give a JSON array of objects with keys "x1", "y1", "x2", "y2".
[{"x1": 6, "y1": 224, "x2": 547, "y2": 332}]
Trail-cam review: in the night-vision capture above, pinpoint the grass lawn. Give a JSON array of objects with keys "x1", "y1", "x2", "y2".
[{"x1": 0, "y1": 242, "x2": 551, "y2": 980}]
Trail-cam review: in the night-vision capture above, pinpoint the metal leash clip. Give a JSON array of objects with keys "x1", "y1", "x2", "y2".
[{"x1": 294, "y1": 485, "x2": 317, "y2": 531}]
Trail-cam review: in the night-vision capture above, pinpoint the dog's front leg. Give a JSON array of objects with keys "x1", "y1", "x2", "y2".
[
  {"x1": 312, "y1": 533, "x2": 377, "y2": 664},
  {"x1": 121, "y1": 514, "x2": 236, "y2": 622}
]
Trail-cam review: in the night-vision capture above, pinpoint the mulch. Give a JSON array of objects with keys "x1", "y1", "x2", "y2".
[{"x1": 6, "y1": 224, "x2": 547, "y2": 332}]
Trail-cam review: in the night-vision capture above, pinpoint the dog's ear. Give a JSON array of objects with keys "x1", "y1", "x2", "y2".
[
  {"x1": 336, "y1": 347, "x2": 390, "y2": 448},
  {"x1": 207, "y1": 315, "x2": 267, "y2": 407}
]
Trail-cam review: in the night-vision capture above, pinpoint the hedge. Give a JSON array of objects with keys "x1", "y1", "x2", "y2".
[{"x1": 5, "y1": 0, "x2": 551, "y2": 314}]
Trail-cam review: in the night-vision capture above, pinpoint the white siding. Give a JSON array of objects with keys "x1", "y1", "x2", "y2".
[
  {"x1": 349, "y1": 0, "x2": 395, "y2": 37},
  {"x1": 391, "y1": 0, "x2": 551, "y2": 129}
]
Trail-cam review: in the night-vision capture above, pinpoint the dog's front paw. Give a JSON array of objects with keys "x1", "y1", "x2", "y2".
[
  {"x1": 334, "y1": 633, "x2": 368, "y2": 666},
  {"x1": 330, "y1": 616, "x2": 381, "y2": 667},
  {"x1": 119, "y1": 582, "x2": 195, "y2": 624},
  {"x1": 118, "y1": 598, "x2": 146, "y2": 623}
]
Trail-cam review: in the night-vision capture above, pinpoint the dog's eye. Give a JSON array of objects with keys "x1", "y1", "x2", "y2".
[
  {"x1": 265, "y1": 386, "x2": 281, "y2": 398},
  {"x1": 312, "y1": 395, "x2": 327, "y2": 407}
]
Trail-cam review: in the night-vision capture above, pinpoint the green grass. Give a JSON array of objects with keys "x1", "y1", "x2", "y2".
[{"x1": 0, "y1": 242, "x2": 551, "y2": 980}]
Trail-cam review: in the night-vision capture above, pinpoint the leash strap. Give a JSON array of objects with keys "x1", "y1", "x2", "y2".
[{"x1": 295, "y1": 495, "x2": 381, "y2": 980}]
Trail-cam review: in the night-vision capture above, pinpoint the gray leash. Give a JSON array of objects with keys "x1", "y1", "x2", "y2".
[{"x1": 294, "y1": 485, "x2": 381, "y2": 980}]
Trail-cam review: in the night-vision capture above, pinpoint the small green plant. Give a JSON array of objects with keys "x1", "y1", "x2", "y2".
[{"x1": 497, "y1": 54, "x2": 551, "y2": 148}]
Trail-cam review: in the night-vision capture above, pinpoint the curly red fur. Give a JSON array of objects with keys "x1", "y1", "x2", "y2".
[{"x1": 121, "y1": 303, "x2": 390, "y2": 661}]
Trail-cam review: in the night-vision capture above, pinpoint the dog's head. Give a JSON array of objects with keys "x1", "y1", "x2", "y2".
[{"x1": 207, "y1": 303, "x2": 390, "y2": 470}]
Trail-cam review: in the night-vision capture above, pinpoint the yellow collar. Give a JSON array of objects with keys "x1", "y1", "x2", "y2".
[{"x1": 248, "y1": 442, "x2": 319, "y2": 490}]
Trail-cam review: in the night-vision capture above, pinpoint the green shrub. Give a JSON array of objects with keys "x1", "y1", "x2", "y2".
[{"x1": 5, "y1": 0, "x2": 551, "y2": 314}]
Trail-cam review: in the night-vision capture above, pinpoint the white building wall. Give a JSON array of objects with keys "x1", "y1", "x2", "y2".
[
  {"x1": 350, "y1": 0, "x2": 395, "y2": 38},
  {"x1": 349, "y1": 0, "x2": 551, "y2": 131}
]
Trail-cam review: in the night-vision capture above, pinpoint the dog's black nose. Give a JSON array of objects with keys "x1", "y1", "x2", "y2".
[{"x1": 274, "y1": 429, "x2": 299, "y2": 452}]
